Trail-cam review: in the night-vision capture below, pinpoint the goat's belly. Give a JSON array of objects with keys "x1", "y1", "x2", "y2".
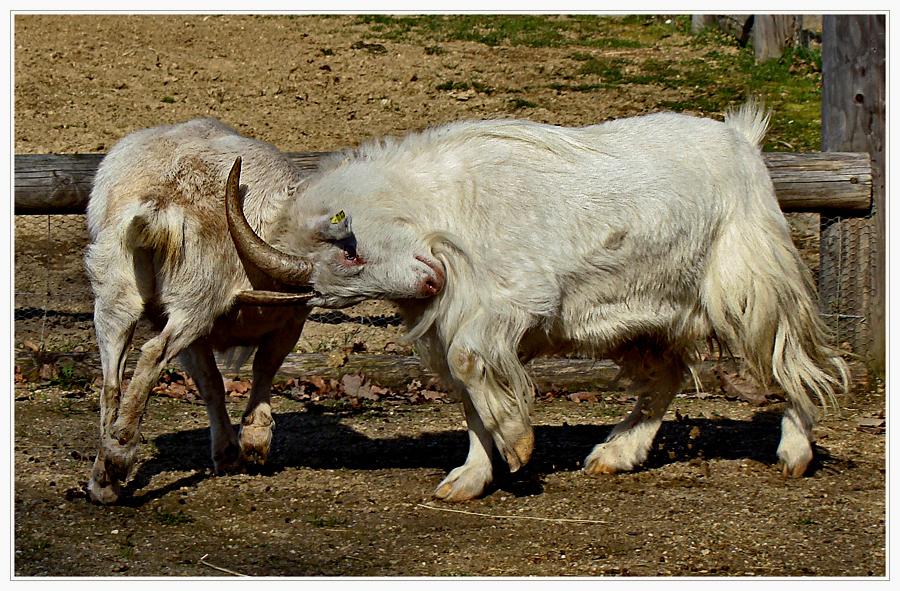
[
  {"x1": 552, "y1": 297, "x2": 707, "y2": 355},
  {"x1": 208, "y1": 304, "x2": 307, "y2": 350}
]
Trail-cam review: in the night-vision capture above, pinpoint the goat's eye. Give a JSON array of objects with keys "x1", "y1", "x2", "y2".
[{"x1": 332, "y1": 236, "x2": 361, "y2": 264}]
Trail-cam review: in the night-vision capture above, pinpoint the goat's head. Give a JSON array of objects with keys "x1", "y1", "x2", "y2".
[{"x1": 225, "y1": 157, "x2": 444, "y2": 308}]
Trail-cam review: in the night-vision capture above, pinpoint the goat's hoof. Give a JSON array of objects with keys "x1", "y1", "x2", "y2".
[
  {"x1": 583, "y1": 460, "x2": 619, "y2": 475},
  {"x1": 92, "y1": 445, "x2": 135, "y2": 499},
  {"x1": 87, "y1": 461, "x2": 122, "y2": 504},
  {"x1": 584, "y1": 440, "x2": 645, "y2": 476},
  {"x1": 87, "y1": 478, "x2": 121, "y2": 505},
  {"x1": 499, "y1": 428, "x2": 534, "y2": 473},
  {"x1": 239, "y1": 424, "x2": 272, "y2": 465},
  {"x1": 777, "y1": 439, "x2": 812, "y2": 478},
  {"x1": 434, "y1": 465, "x2": 490, "y2": 502},
  {"x1": 213, "y1": 443, "x2": 244, "y2": 474},
  {"x1": 780, "y1": 460, "x2": 810, "y2": 478}
]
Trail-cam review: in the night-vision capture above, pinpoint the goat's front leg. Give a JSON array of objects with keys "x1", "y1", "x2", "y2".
[
  {"x1": 178, "y1": 339, "x2": 242, "y2": 473},
  {"x1": 434, "y1": 344, "x2": 534, "y2": 502},
  {"x1": 240, "y1": 314, "x2": 307, "y2": 465},
  {"x1": 434, "y1": 395, "x2": 495, "y2": 502}
]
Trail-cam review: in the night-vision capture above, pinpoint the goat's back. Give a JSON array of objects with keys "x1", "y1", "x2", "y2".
[{"x1": 87, "y1": 118, "x2": 302, "y2": 243}]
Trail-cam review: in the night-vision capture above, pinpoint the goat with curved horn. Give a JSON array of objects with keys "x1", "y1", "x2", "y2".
[{"x1": 85, "y1": 118, "x2": 443, "y2": 503}]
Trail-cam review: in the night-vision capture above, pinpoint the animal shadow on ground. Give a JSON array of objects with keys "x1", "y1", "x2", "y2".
[{"x1": 116, "y1": 406, "x2": 840, "y2": 506}]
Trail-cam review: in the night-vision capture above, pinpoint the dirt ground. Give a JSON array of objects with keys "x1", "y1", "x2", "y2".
[{"x1": 12, "y1": 14, "x2": 886, "y2": 578}]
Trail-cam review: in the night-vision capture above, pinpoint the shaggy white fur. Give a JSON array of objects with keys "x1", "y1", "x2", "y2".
[{"x1": 300, "y1": 103, "x2": 849, "y2": 500}]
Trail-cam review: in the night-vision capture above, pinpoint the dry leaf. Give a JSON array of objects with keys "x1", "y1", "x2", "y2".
[
  {"x1": 343, "y1": 342, "x2": 367, "y2": 354},
  {"x1": 716, "y1": 368, "x2": 769, "y2": 405},
  {"x1": 422, "y1": 390, "x2": 444, "y2": 402},
  {"x1": 309, "y1": 375, "x2": 329, "y2": 392},
  {"x1": 39, "y1": 363, "x2": 59, "y2": 381},
  {"x1": 341, "y1": 374, "x2": 364, "y2": 397},
  {"x1": 342, "y1": 373, "x2": 385, "y2": 401},
  {"x1": 225, "y1": 379, "x2": 252, "y2": 395},
  {"x1": 326, "y1": 350, "x2": 348, "y2": 369},
  {"x1": 568, "y1": 391, "x2": 599, "y2": 403},
  {"x1": 855, "y1": 417, "x2": 885, "y2": 434}
]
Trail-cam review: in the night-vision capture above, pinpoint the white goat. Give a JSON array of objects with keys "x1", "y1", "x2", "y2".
[{"x1": 280, "y1": 103, "x2": 849, "y2": 501}]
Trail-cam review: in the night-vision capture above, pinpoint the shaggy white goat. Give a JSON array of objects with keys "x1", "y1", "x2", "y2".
[{"x1": 286, "y1": 103, "x2": 848, "y2": 501}]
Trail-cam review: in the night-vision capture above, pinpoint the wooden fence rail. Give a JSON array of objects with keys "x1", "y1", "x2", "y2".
[{"x1": 14, "y1": 151, "x2": 872, "y2": 216}]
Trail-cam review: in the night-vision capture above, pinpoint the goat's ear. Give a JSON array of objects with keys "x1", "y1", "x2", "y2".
[{"x1": 311, "y1": 210, "x2": 353, "y2": 242}]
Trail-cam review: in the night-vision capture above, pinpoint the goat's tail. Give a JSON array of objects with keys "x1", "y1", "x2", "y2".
[
  {"x1": 698, "y1": 99, "x2": 850, "y2": 420},
  {"x1": 119, "y1": 203, "x2": 187, "y2": 269},
  {"x1": 702, "y1": 208, "x2": 849, "y2": 422},
  {"x1": 725, "y1": 99, "x2": 771, "y2": 149},
  {"x1": 85, "y1": 200, "x2": 189, "y2": 309}
]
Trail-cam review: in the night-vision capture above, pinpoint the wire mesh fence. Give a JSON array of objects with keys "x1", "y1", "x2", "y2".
[
  {"x1": 13, "y1": 211, "x2": 878, "y2": 363},
  {"x1": 14, "y1": 214, "x2": 94, "y2": 351},
  {"x1": 818, "y1": 213, "x2": 879, "y2": 357}
]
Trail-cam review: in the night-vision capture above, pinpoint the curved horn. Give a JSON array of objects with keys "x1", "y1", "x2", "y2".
[
  {"x1": 234, "y1": 289, "x2": 315, "y2": 306},
  {"x1": 225, "y1": 157, "x2": 314, "y2": 287}
]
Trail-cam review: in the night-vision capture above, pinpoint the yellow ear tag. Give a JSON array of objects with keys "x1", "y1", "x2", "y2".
[{"x1": 331, "y1": 210, "x2": 346, "y2": 224}]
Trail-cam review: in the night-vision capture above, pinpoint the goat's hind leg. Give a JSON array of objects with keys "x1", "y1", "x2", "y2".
[
  {"x1": 585, "y1": 354, "x2": 686, "y2": 475},
  {"x1": 777, "y1": 400, "x2": 816, "y2": 477},
  {"x1": 89, "y1": 315, "x2": 208, "y2": 503},
  {"x1": 88, "y1": 296, "x2": 141, "y2": 504}
]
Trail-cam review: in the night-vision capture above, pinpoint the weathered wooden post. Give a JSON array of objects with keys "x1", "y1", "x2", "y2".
[
  {"x1": 692, "y1": 15, "x2": 813, "y2": 58},
  {"x1": 753, "y1": 15, "x2": 798, "y2": 61},
  {"x1": 691, "y1": 15, "x2": 718, "y2": 34},
  {"x1": 820, "y1": 14, "x2": 886, "y2": 374}
]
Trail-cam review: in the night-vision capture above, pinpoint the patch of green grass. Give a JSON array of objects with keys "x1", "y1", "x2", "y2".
[
  {"x1": 354, "y1": 14, "x2": 651, "y2": 49},
  {"x1": 435, "y1": 79, "x2": 493, "y2": 94},
  {"x1": 548, "y1": 82, "x2": 610, "y2": 93},
  {"x1": 154, "y1": 509, "x2": 196, "y2": 525},
  {"x1": 49, "y1": 364, "x2": 91, "y2": 391},
  {"x1": 509, "y1": 97, "x2": 539, "y2": 110},
  {"x1": 564, "y1": 34, "x2": 822, "y2": 151},
  {"x1": 304, "y1": 513, "x2": 345, "y2": 528},
  {"x1": 161, "y1": 96, "x2": 176, "y2": 104},
  {"x1": 353, "y1": 14, "x2": 822, "y2": 151},
  {"x1": 471, "y1": 79, "x2": 492, "y2": 94},
  {"x1": 117, "y1": 535, "x2": 135, "y2": 559},
  {"x1": 648, "y1": 44, "x2": 823, "y2": 151},
  {"x1": 434, "y1": 80, "x2": 461, "y2": 91},
  {"x1": 570, "y1": 54, "x2": 628, "y2": 84}
]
